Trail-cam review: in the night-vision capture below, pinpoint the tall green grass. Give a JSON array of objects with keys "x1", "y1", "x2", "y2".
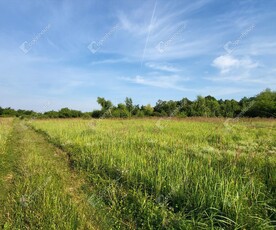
[
  {"x1": 0, "y1": 118, "x2": 13, "y2": 154},
  {"x1": 0, "y1": 118, "x2": 14, "y2": 206},
  {"x1": 0, "y1": 120, "x2": 101, "y2": 229},
  {"x1": 31, "y1": 118, "x2": 276, "y2": 229}
]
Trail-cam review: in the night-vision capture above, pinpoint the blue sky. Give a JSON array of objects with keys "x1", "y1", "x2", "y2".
[{"x1": 0, "y1": 0, "x2": 275, "y2": 112}]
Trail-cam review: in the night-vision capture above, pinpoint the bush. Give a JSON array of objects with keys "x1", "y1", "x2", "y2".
[{"x1": 91, "y1": 110, "x2": 103, "y2": 118}]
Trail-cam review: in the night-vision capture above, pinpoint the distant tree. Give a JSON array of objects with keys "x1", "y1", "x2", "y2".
[
  {"x1": 239, "y1": 97, "x2": 250, "y2": 108},
  {"x1": 58, "y1": 108, "x2": 72, "y2": 118},
  {"x1": 221, "y1": 100, "x2": 230, "y2": 117},
  {"x1": 247, "y1": 89, "x2": 276, "y2": 117},
  {"x1": 2, "y1": 107, "x2": 16, "y2": 117},
  {"x1": 117, "y1": 103, "x2": 127, "y2": 111},
  {"x1": 136, "y1": 110, "x2": 145, "y2": 117},
  {"x1": 97, "y1": 97, "x2": 113, "y2": 112},
  {"x1": 44, "y1": 110, "x2": 59, "y2": 118},
  {"x1": 132, "y1": 105, "x2": 140, "y2": 116},
  {"x1": 154, "y1": 100, "x2": 178, "y2": 116},
  {"x1": 125, "y1": 97, "x2": 134, "y2": 115},
  {"x1": 154, "y1": 100, "x2": 166, "y2": 114},
  {"x1": 70, "y1": 109, "x2": 82, "y2": 118},
  {"x1": 142, "y1": 104, "x2": 154, "y2": 116},
  {"x1": 111, "y1": 109, "x2": 121, "y2": 118},
  {"x1": 205, "y1": 96, "x2": 221, "y2": 117},
  {"x1": 113, "y1": 103, "x2": 129, "y2": 118},
  {"x1": 193, "y1": 96, "x2": 207, "y2": 116},
  {"x1": 231, "y1": 99, "x2": 241, "y2": 117},
  {"x1": 82, "y1": 112, "x2": 92, "y2": 119},
  {"x1": 178, "y1": 98, "x2": 193, "y2": 116},
  {"x1": 166, "y1": 100, "x2": 178, "y2": 116},
  {"x1": 91, "y1": 110, "x2": 103, "y2": 118}
]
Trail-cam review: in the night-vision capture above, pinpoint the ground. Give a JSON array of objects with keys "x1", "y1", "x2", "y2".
[{"x1": 0, "y1": 118, "x2": 275, "y2": 229}]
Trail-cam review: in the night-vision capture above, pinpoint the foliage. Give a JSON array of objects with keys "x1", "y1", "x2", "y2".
[{"x1": 1, "y1": 89, "x2": 275, "y2": 119}]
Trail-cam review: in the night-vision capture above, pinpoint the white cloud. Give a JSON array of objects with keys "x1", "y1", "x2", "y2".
[
  {"x1": 90, "y1": 58, "x2": 131, "y2": 65},
  {"x1": 212, "y1": 55, "x2": 239, "y2": 73},
  {"x1": 121, "y1": 74, "x2": 189, "y2": 91},
  {"x1": 145, "y1": 62, "x2": 180, "y2": 72},
  {"x1": 207, "y1": 54, "x2": 276, "y2": 86},
  {"x1": 212, "y1": 55, "x2": 259, "y2": 73}
]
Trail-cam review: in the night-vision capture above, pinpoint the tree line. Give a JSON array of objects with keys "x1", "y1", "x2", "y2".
[{"x1": 0, "y1": 89, "x2": 275, "y2": 119}]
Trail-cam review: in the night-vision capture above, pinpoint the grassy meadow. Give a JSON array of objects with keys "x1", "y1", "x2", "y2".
[
  {"x1": 29, "y1": 118, "x2": 276, "y2": 229},
  {"x1": 0, "y1": 117, "x2": 275, "y2": 229},
  {"x1": 0, "y1": 118, "x2": 12, "y2": 155},
  {"x1": 0, "y1": 118, "x2": 13, "y2": 203},
  {"x1": 0, "y1": 119, "x2": 102, "y2": 229}
]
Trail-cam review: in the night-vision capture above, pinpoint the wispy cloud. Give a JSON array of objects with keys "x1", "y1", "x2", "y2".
[
  {"x1": 120, "y1": 74, "x2": 189, "y2": 91},
  {"x1": 114, "y1": 0, "x2": 219, "y2": 61},
  {"x1": 205, "y1": 74, "x2": 276, "y2": 85},
  {"x1": 145, "y1": 62, "x2": 181, "y2": 72},
  {"x1": 90, "y1": 57, "x2": 132, "y2": 65}
]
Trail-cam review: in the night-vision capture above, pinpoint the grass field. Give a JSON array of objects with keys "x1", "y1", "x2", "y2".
[
  {"x1": 0, "y1": 119, "x2": 103, "y2": 229},
  {"x1": 0, "y1": 118, "x2": 275, "y2": 229},
  {"x1": 0, "y1": 118, "x2": 13, "y2": 204}
]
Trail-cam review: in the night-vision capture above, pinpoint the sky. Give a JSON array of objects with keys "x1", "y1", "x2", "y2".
[{"x1": 0, "y1": 0, "x2": 275, "y2": 112}]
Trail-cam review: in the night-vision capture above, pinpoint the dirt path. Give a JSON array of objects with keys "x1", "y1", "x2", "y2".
[{"x1": 0, "y1": 120, "x2": 101, "y2": 229}]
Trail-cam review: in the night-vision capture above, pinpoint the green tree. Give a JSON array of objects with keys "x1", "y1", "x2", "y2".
[
  {"x1": 193, "y1": 96, "x2": 207, "y2": 116},
  {"x1": 2, "y1": 107, "x2": 16, "y2": 117},
  {"x1": 248, "y1": 89, "x2": 276, "y2": 117},
  {"x1": 97, "y1": 97, "x2": 113, "y2": 112},
  {"x1": 205, "y1": 96, "x2": 221, "y2": 117},
  {"x1": 142, "y1": 104, "x2": 154, "y2": 116},
  {"x1": 44, "y1": 110, "x2": 59, "y2": 118},
  {"x1": 58, "y1": 108, "x2": 72, "y2": 118},
  {"x1": 125, "y1": 97, "x2": 134, "y2": 116}
]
